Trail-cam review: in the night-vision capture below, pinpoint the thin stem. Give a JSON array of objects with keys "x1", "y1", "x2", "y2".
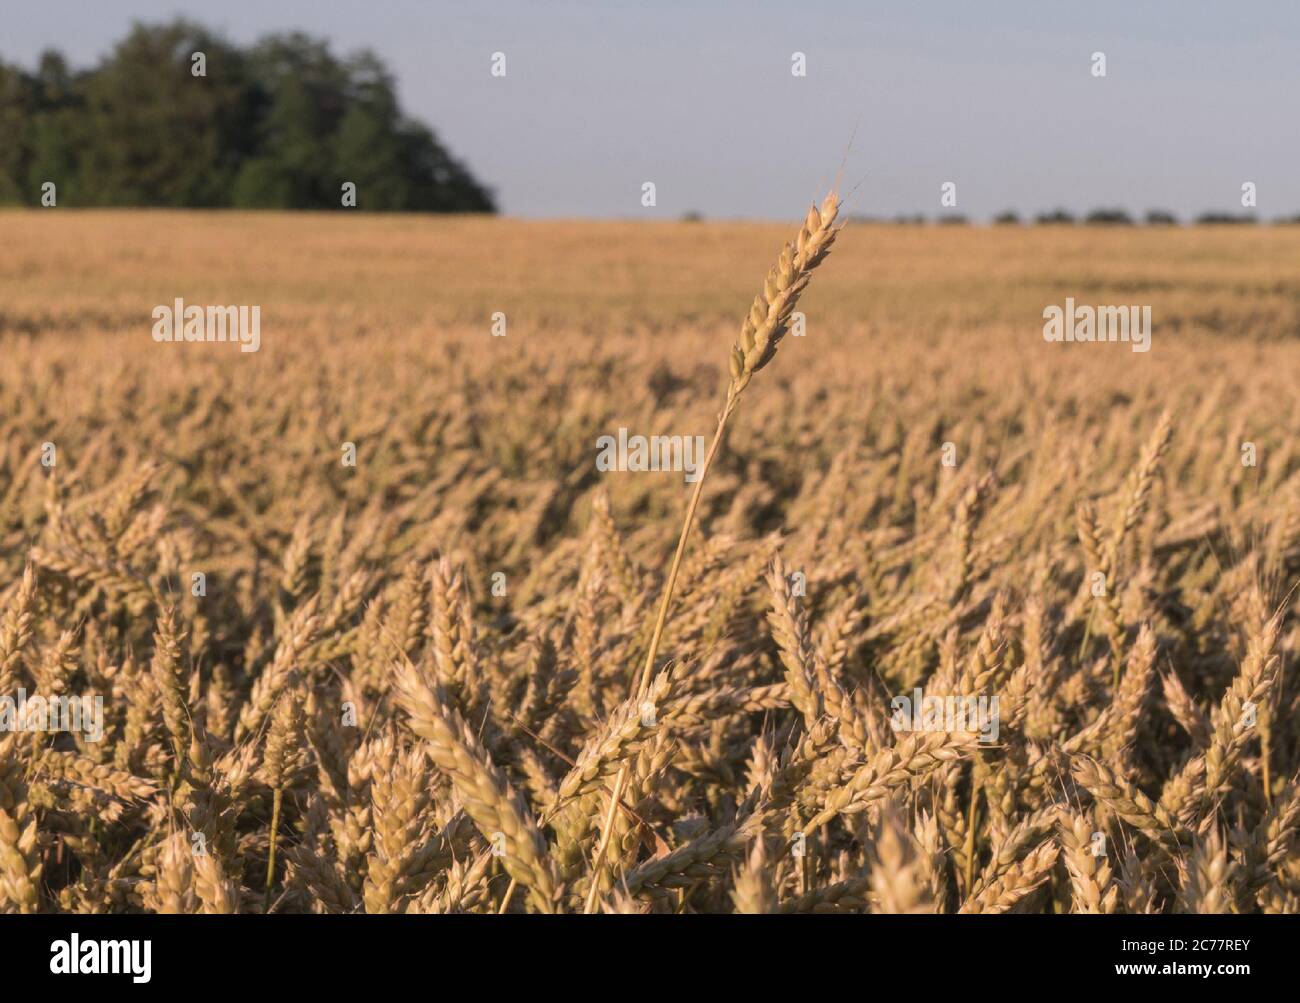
[
  {"x1": 1261, "y1": 709, "x2": 1273, "y2": 806},
  {"x1": 962, "y1": 778, "x2": 980, "y2": 895},
  {"x1": 264, "y1": 786, "x2": 283, "y2": 914},
  {"x1": 582, "y1": 393, "x2": 738, "y2": 914},
  {"x1": 635, "y1": 394, "x2": 737, "y2": 701}
]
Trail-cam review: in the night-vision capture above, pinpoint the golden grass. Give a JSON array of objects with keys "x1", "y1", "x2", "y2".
[{"x1": 0, "y1": 207, "x2": 1298, "y2": 913}]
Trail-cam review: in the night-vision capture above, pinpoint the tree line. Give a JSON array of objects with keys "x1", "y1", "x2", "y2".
[
  {"x1": 844, "y1": 209, "x2": 1288, "y2": 226},
  {"x1": 0, "y1": 20, "x2": 495, "y2": 211}
]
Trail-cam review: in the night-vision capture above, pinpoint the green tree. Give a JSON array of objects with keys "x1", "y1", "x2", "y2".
[
  {"x1": 73, "y1": 21, "x2": 254, "y2": 206},
  {"x1": 332, "y1": 54, "x2": 411, "y2": 210},
  {"x1": 0, "y1": 19, "x2": 494, "y2": 211}
]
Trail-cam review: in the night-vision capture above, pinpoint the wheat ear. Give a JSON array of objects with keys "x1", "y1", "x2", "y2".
[
  {"x1": 583, "y1": 190, "x2": 842, "y2": 912},
  {"x1": 392, "y1": 656, "x2": 561, "y2": 912}
]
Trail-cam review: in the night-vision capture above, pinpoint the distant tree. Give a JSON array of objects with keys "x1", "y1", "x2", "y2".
[
  {"x1": 1034, "y1": 209, "x2": 1076, "y2": 224},
  {"x1": 1194, "y1": 212, "x2": 1258, "y2": 225},
  {"x1": 937, "y1": 214, "x2": 968, "y2": 225},
  {"x1": 1084, "y1": 208, "x2": 1133, "y2": 225},
  {"x1": 396, "y1": 120, "x2": 495, "y2": 212},
  {"x1": 0, "y1": 19, "x2": 494, "y2": 211},
  {"x1": 992, "y1": 210, "x2": 1021, "y2": 224},
  {"x1": 72, "y1": 21, "x2": 255, "y2": 206},
  {"x1": 331, "y1": 54, "x2": 411, "y2": 210},
  {"x1": 233, "y1": 33, "x2": 348, "y2": 208},
  {"x1": 25, "y1": 52, "x2": 84, "y2": 200},
  {"x1": 1144, "y1": 210, "x2": 1179, "y2": 225},
  {"x1": 0, "y1": 60, "x2": 38, "y2": 202}
]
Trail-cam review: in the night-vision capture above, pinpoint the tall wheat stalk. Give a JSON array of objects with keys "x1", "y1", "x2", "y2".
[{"x1": 582, "y1": 191, "x2": 842, "y2": 912}]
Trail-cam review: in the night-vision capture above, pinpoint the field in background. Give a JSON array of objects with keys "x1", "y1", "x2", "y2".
[
  {"x1": 7, "y1": 211, "x2": 1300, "y2": 335},
  {"x1": 1, "y1": 211, "x2": 1298, "y2": 914}
]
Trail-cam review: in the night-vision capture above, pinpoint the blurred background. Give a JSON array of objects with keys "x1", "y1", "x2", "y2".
[{"x1": 4, "y1": 1, "x2": 1300, "y2": 220}]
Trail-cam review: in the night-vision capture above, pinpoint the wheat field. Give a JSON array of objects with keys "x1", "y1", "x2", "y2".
[{"x1": 1, "y1": 204, "x2": 1299, "y2": 914}]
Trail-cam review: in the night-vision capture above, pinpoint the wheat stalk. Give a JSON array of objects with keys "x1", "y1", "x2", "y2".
[{"x1": 583, "y1": 190, "x2": 842, "y2": 912}]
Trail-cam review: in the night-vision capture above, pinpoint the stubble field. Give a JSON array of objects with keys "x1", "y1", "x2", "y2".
[{"x1": 1, "y1": 209, "x2": 1299, "y2": 914}]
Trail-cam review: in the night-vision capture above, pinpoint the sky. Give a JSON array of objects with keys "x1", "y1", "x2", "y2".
[{"x1": 5, "y1": 0, "x2": 1300, "y2": 220}]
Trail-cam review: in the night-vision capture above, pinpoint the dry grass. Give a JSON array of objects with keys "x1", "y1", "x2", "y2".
[{"x1": 0, "y1": 204, "x2": 1299, "y2": 913}]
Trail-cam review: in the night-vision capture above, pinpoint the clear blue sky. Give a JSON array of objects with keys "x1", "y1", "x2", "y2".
[{"x1": 6, "y1": 0, "x2": 1300, "y2": 219}]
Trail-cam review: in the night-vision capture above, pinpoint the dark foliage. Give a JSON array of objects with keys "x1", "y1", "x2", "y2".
[{"x1": 0, "y1": 20, "x2": 495, "y2": 211}]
